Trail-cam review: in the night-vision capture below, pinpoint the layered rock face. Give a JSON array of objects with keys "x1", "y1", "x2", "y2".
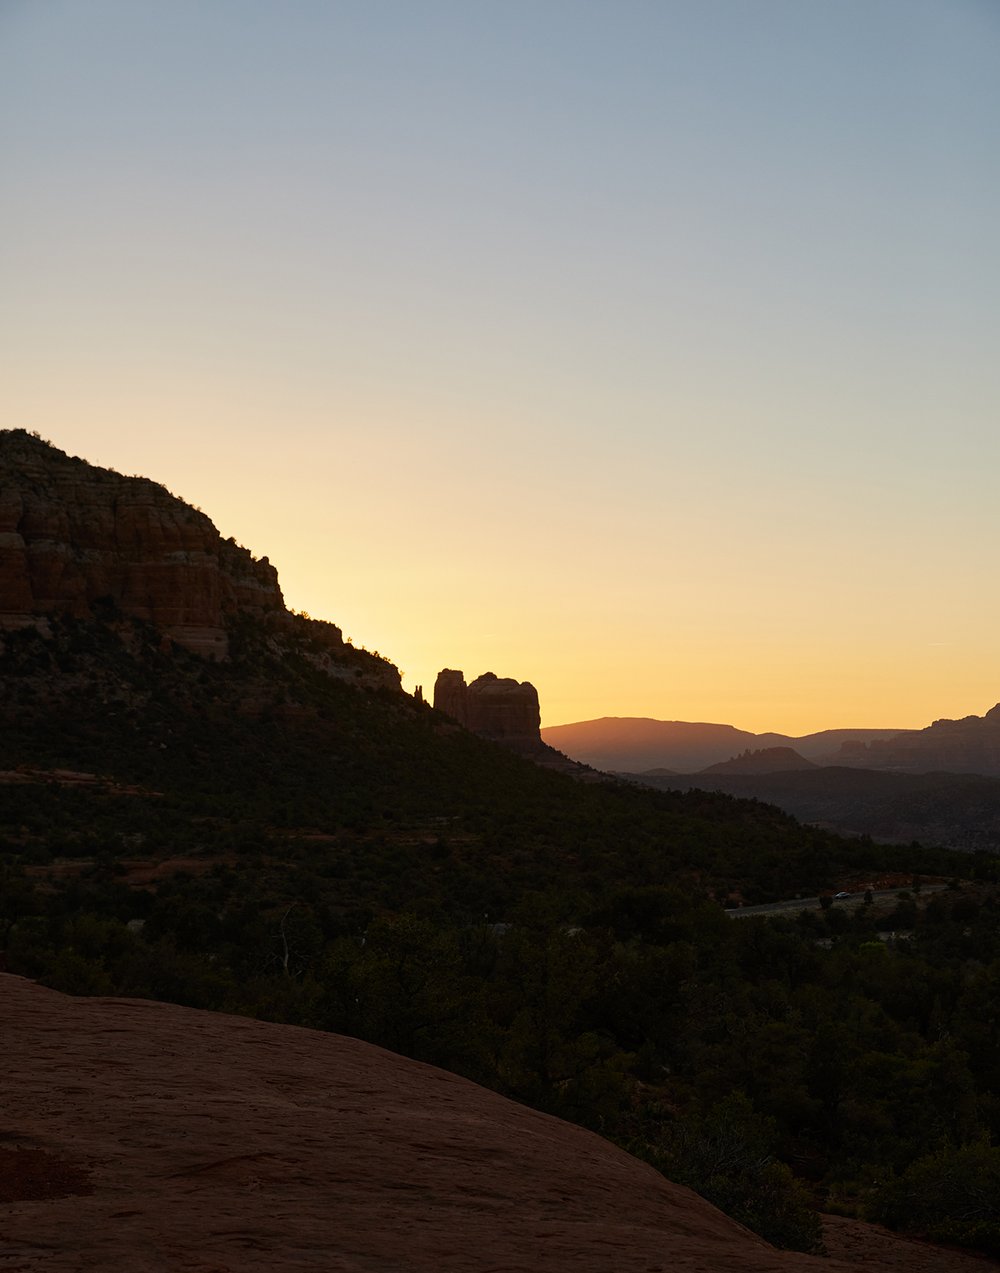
[
  {"x1": 434, "y1": 669, "x2": 542, "y2": 748},
  {"x1": 1, "y1": 430, "x2": 283, "y2": 658}
]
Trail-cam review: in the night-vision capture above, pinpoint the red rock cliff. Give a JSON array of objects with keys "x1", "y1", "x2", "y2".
[
  {"x1": 0, "y1": 430, "x2": 284, "y2": 658},
  {"x1": 434, "y1": 669, "x2": 542, "y2": 748},
  {"x1": 433, "y1": 668, "x2": 469, "y2": 726}
]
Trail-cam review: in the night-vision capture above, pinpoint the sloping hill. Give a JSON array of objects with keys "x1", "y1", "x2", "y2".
[
  {"x1": 0, "y1": 431, "x2": 885, "y2": 914},
  {"x1": 0, "y1": 974, "x2": 781, "y2": 1273}
]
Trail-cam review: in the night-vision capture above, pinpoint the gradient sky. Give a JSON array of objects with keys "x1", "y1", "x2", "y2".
[{"x1": 3, "y1": 1, "x2": 998, "y2": 734}]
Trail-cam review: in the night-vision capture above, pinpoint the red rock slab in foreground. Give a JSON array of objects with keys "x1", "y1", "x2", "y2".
[{"x1": 0, "y1": 976, "x2": 991, "y2": 1273}]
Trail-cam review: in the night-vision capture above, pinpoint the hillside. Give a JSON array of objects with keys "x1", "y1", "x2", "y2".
[
  {"x1": 628, "y1": 767, "x2": 1000, "y2": 853},
  {"x1": 637, "y1": 747, "x2": 1000, "y2": 851},
  {"x1": 0, "y1": 429, "x2": 889, "y2": 911}
]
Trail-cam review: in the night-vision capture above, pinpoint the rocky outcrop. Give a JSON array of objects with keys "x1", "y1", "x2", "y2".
[
  {"x1": 433, "y1": 668, "x2": 603, "y2": 776},
  {"x1": 284, "y1": 613, "x2": 400, "y2": 692},
  {"x1": 0, "y1": 430, "x2": 285, "y2": 657},
  {"x1": 2, "y1": 975, "x2": 986, "y2": 1273},
  {"x1": 434, "y1": 669, "x2": 541, "y2": 748},
  {"x1": 468, "y1": 672, "x2": 541, "y2": 743},
  {"x1": 0, "y1": 431, "x2": 400, "y2": 691},
  {"x1": 433, "y1": 668, "x2": 470, "y2": 726}
]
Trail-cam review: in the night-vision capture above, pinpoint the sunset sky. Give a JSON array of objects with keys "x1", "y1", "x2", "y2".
[{"x1": 3, "y1": 1, "x2": 998, "y2": 734}]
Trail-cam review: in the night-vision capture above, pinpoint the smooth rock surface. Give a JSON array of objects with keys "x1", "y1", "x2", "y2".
[{"x1": 2, "y1": 976, "x2": 992, "y2": 1272}]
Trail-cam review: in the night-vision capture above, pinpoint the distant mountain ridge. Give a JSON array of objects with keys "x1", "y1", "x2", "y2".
[
  {"x1": 540, "y1": 717, "x2": 907, "y2": 775},
  {"x1": 544, "y1": 706, "x2": 1000, "y2": 779},
  {"x1": 829, "y1": 704, "x2": 1000, "y2": 776}
]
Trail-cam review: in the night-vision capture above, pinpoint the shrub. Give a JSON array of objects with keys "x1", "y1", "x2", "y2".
[
  {"x1": 867, "y1": 1140, "x2": 1000, "y2": 1256},
  {"x1": 644, "y1": 1093, "x2": 824, "y2": 1253}
]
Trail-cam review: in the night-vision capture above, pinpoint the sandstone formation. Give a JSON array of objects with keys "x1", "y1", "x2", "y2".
[
  {"x1": 433, "y1": 667, "x2": 470, "y2": 726},
  {"x1": 0, "y1": 430, "x2": 284, "y2": 657},
  {"x1": 433, "y1": 669, "x2": 607, "y2": 776},
  {"x1": 434, "y1": 669, "x2": 542, "y2": 747},
  {"x1": 3, "y1": 975, "x2": 988, "y2": 1273},
  {"x1": 468, "y1": 671, "x2": 542, "y2": 743},
  {"x1": 0, "y1": 431, "x2": 400, "y2": 689}
]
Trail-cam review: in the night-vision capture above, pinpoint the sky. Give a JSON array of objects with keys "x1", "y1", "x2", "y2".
[{"x1": 2, "y1": 1, "x2": 998, "y2": 735}]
